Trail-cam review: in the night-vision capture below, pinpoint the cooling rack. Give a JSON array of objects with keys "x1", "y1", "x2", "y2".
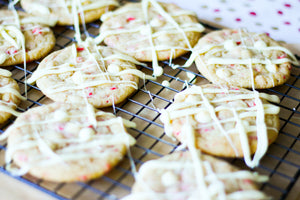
[{"x1": 0, "y1": 0, "x2": 300, "y2": 200}]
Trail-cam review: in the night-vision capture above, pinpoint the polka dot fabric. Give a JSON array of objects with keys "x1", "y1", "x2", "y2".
[{"x1": 160, "y1": 0, "x2": 300, "y2": 44}]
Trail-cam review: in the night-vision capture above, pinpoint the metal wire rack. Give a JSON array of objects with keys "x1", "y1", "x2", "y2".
[{"x1": 0, "y1": 0, "x2": 300, "y2": 199}]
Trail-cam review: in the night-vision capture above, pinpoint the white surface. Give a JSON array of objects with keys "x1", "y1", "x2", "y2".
[{"x1": 159, "y1": 0, "x2": 300, "y2": 44}]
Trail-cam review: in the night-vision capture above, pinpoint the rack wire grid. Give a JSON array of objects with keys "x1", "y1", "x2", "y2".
[{"x1": 0, "y1": 0, "x2": 300, "y2": 200}]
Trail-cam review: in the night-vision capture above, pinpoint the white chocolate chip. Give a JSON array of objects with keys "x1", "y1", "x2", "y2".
[
  {"x1": 216, "y1": 68, "x2": 232, "y2": 78},
  {"x1": 218, "y1": 110, "x2": 233, "y2": 120},
  {"x1": 254, "y1": 40, "x2": 267, "y2": 49},
  {"x1": 161, "y1": 171, "x2": 178, "y2": 187},
  {"x1": 242, "y1": 120, "x2": 250, "y2": 128},
  {"x1": 174, "y1": 93, "x2": 185, "y2": 102},
  {"x1": 64, "y1": 122, "x2": 82, "y2": 135},
  {"x1": 107, "y1": 63, "x2": 121, "y2": 73},
  {"x1": 223, "y1": 39, "x2": 237, "y2": 51},
  {"x1": 140, "y1": 25, "x2": 151, "y2": 35},
  {"x1": 78, "y1": 127, "x2": 95, "y2": 141},
  {"x1": 228, "y1": 100, "x2": 248, "y2": 108},
  {"x1": 195, "y1": 110, "x2": 212, "y2": 123},
  {"x1": 150, "y1": 18, "x2": 164, "y2": 27},
  {"x1": 157, "y1": 33, "x2": 170, "y2": 43},
  {"x1": 185, "y1": 95, "x2": 201, "y2": 103},
  {"x1": 241, "y1": 49, "x2": 252, "y2": 59},
  {"x1": 72, "y1": 71, "x2": 84, "y2": 84},
  {"x1": 266, "y1": 63, "x2": 277, "y2": 73},
  {"x1": 53, "y1": 110, "x2": 69, "y2": 122},
  {"x1": 27, "y1": 3, "x2": 50, "y2": 15}
]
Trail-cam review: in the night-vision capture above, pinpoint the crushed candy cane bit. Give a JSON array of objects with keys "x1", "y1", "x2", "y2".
[
  {"x1": 17, "y1": 154, "x2": 28, "y2": 162},
  {"x1": 76, "y1": 47, "x2": 85, "y2": 52},
  {"x1": 6, "y1": 49, "x2": 18, "y2": 55},
  {"x1": 243, "y1": 179, "x2": 253, "y2": 184},
  {"x1": 58, "y1": 125, "x2": 64, "y2": 131},
  {"x1": 158, "y1": 14, "x2": 164, "y2": 20},
  {"x1": 247, "y1": 101, "x2": 256, "y2": 107},
  {"x1": 32, "y1": 27, "x2": 42, "y2": 35},
  {"x1": 105, "y1": 163, "x2": 111, "y2": 171},
  {"x1": 79, "y1": 175, "x2": 88, "y2": 181},
  {"x1": 126, "y1": 17, "x2": 136, "y2": 22},
  {"x1": 277, "y1": 54, "x2": 287, "y2": 59},
  {"x1": 87, "y1": 92, "x2": 93, "y2": 97},
  {"x1": 203, "y1": 128, "x2": 214, "y2": 132},
  {"x1": 249, "y1": 136, "x2": 258, "y2": 140},
  {"x1": 174, "y1": 131, "x2": 181, "y2": 136},
  {"x1": 76, "y1": 57, "x2": 83, "y2": 63}
]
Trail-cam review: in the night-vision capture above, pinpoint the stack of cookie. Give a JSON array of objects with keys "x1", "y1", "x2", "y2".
[{"x1": 0, "y1": 0, "x2": 297, "y2": 199}]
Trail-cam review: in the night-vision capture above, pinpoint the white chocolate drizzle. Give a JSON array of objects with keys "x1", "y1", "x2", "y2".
[
  {"x1": 22, "y1": 0, "x2": 118, "y2": 23},
  {"x1": 160, "y1": 85, "x2": 280, "y2": 168},
  {"x1": 184, "y1": 117, "x2": 210, "y2": 199},
  {"x1": 5, "y1": 104, "x2": 136, "y2": 176},
  {"x1": 95, "y1": 0, "x2": 204, "y2": 77},
  {"x1": 27, "y1": 39, "x2": 155, "y2": 99},
  {"x1": 184, "y1": 28, "x2": 299, "y2": 70},
  {"x1": 123, "y1": 149, "x2": 269, "y2": 199}
]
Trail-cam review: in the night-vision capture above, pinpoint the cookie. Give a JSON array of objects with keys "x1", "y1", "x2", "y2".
[
  {"x1": 193, "y1": 28, "x2": 298, "y2": 89},
  {"x1": 96, "y1": 0, "x2": 204, "y2": 76},
  {"x1": 20, "y1": 0, "x2": 119, "y2": 26},
  {"x1": 27, "y1": 38, "x2": 152, "y2": 108},
  {"x1": 160, "y1": 84, "x2": 280, "y2": 168},
  {"x1": 0, "y1": 10, "x2": 56, "y2": 66},
  {"x1": 5, "y1": 102, "x2": 136, "y2": 182},
  {"x1": 122, "y1": 151, "x2": 269, "y2": 200},
  {"x1": 0, "y1": 68, "x2": 25, "y2": 124}
]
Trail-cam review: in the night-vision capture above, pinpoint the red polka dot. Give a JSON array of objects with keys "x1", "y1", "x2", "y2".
[
  {"x1": 249, "y1": 11, "x2": 256, "y2": 16},
  {"x1": 277, "y1": 10, "x2": 283, "y2": 15},
  {"x1": 284, "y1": 3, "x2": 291, "y2": 8},
  {"x1": 235, "y1": 18, "x2": 241, "y2": 22},
  {"x1": 298, "y1": 28, "x2": 300, "y2": 32},
  {"x1": 284, "y1": 21, "x2": 291, "y2": 25},
  {"x1": 214, "y1": 8, "x2": 220, "y2": 12},
  {"x1": 265, "y1": 32, "x2": 270, "y2": 37}
]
